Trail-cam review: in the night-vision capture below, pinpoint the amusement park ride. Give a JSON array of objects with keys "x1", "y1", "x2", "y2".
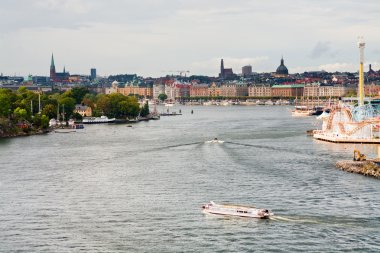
[{"x1": 313, "y1": 37, "x2": 380, "y2": 143}]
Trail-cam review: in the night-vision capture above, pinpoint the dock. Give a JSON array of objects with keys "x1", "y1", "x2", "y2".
[{"x1": 313, "y1": 133, "x2": 380, "y2": 144}]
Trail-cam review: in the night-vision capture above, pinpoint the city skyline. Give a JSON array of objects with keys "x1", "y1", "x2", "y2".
[{"x1": 1, "y1": 0, "x2": 380, "y2": 77}]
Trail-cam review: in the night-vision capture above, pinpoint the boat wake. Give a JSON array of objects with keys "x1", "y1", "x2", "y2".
[{"x1": 269, "y1": 215, "x2": 319, "y2": 224}]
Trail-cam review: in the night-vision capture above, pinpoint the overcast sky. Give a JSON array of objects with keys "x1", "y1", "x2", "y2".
[{"x1": 1, "y1": 0, "x2": 380, "y2": 77}]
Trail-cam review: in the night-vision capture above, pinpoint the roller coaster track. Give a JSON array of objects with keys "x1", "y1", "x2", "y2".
[{"x1": 326, "y1": 107, "x2": 353, "y2": 130}]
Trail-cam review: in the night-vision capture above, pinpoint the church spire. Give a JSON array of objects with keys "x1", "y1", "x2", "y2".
[{"x1": 50, "y1": 53, "x2": 55, "y2": 68}]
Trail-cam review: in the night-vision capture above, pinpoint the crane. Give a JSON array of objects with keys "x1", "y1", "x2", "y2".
[{"x1": 163, "y1": 70, "x2": 190, "y2": 77}]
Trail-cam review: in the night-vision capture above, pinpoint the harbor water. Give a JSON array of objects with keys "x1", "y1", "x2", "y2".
[{"x1": 0, "y1": 106, "x2": 379, "y2": 252}]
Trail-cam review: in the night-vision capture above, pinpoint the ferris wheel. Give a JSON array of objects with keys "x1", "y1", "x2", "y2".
[{"x1": 351, "y1": 104, "x2": 374, "y2": 122}]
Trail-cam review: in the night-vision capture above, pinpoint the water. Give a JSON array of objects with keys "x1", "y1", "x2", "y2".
[{"x1": 0, "y1": 106, "x2": 379, "y2": 252}]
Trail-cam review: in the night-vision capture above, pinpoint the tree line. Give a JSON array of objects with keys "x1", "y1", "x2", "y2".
[{"x1": 0, "y1": 87, "x2": 149, "y2": 134}]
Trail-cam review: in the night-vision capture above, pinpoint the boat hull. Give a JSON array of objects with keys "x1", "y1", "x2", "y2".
[{"x1": 202, "y1": 202, "x2": 273, "y2": 219}]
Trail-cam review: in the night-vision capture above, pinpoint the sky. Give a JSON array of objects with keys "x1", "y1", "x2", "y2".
[{"x1": 1, "y1": 0, "x2": 380, "y2": 77}]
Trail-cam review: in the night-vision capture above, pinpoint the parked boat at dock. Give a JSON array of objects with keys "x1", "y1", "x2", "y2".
[
  {"x1": 291, "y1": 106, "x2": 313, "y2": 117},
  {"x1": 202, "y1": 201, "x2": 273, "y2": 219},
  {"x1": 82, "y1": 116, "x2": 116, "y2": 124}
]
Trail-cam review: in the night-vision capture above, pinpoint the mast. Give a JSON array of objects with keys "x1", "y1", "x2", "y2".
[
  {"x1": 62, "y1": 104, "x2": 65, "y2": 122},
  {"x1": 38, "y1": 93, "x2": 41, "y2": 114}
]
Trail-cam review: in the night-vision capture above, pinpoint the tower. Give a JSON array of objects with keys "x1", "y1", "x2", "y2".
[
  {"x1": 50, "y1": 53, "x2": 56, "y2": 81},
  {"x1": 358, "y1": 37, "x2": 365, "y2": 106},
  {"x1": 90, "y1": 68, "x2": 96, "y2": 80},
  {"x1": 220, "y1": 59, "x2": 225, "y2": 78}
]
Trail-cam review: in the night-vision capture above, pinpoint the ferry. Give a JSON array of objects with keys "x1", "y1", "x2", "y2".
[
  {"x1": 202, "y1": 201, "x2": 273, "y2": 219},
  {"x1": 82, "y1": 115, "x2": 116, "y2": 124}
]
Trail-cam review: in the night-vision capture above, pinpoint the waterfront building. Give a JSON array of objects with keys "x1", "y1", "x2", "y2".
[
  {"x1": 242, "y1": 65, "x2": 253, "y2": 77},
  {"x1": 303, "y1": 83, "x2": 347, "y2": 97},
  {"x1": 153, "y1": 82, "x2": 166, "y2": 99},
  {"x1": 174, "y1": 83, "x2": 191, "y2": 98},
  {"x1": 74, "y1": 104, "x2": 92, "y2": 117},
  {"x1": 220, "y1": 82, "x2": 248, "y2": 97},
  {"x1": 271, "y1": 84, "x2": 304, "y2": 97},
  {"x1": 105, "y1": 81, "x2": 119, "y2": 94},
  {"x1": 248, "y1": 84, "x2": 272, "y2": 97},
  {"x1": 364, "y1": 83, "x2": 380, "y2": 96},
  {"x1": 115, "y1": 79, "x2": 153, "y2": 98},
  {"x1": 208, "y1": 82, "x2": 221, "y2": 97},
  {"x1": 190, "y1": 83, "x2": 209, "y2": 97}
]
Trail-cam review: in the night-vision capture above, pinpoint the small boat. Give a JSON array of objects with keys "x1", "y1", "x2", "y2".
[
  {"x1": 54, "y1": 128, "x2": 76, "y2": 133},
  {"x1": 202, "y1": 201, "x2": 273, "y2": 219},
  {"x1": 82, "y1": 115, "x2": 116, "y2": 124},
  {"x1": 205, "y1": 138, "x2": 224, "y2": 144}
]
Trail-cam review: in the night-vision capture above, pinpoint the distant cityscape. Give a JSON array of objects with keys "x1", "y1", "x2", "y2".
[{"x1": 1, "y1": 54, "x2": 380, "y2": 99}]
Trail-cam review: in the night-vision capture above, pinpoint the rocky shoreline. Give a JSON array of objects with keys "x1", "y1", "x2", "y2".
[{"x1": 335, "y1": 160, "x2": 380, "y2": 179}]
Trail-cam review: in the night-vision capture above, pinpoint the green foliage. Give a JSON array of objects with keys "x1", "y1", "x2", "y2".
[
  {"x1": 140, "y1": 101, "x2": 150, "y2": 117},
  {"x1": 32, "y1": 114, "x2": 49, "y2": 129},
  {"x1": 42, "y1": 104, "x2": 57, "y2": 119},
  {"x1": 158, "y1": 93, "x2": 167, "y2": 101},
  {"x1": 94, "y1": 93, "x2": 140, "y2": 119},
  {"x1": 71, "y1": 87, "x2": 90, "y2": 104},
  {"x1": 346, "y1": 89, "x2": 357, "y2": 97},
  {"x1": 0, "y1": 90, "x2": 12, "y2": 117},
  {"x1": 14, "y1": 107, "x2": 28, "y2": 120},
  {"x1": 72, "y1": 112, "x2": 83, "y2": 121},
  {"x1": 59, "y1": 97, "x2": 76, "y2": 121}
]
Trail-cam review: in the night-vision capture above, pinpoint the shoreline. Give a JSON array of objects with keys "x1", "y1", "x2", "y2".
[{"x1": 335, "y1": 160, "x2": 380, "y2": 179}]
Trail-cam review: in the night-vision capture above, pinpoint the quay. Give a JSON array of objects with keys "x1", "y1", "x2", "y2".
[{"x1": 313, "y1": 133, "x2": 380, "y2": 144}]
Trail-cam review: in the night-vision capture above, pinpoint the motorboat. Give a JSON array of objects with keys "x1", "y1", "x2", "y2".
[
  {"x1": 82, "y1": 115, "x2": 116, "y2": 124},
  {"x1": 205, "y1": 138, "x2": 224, "y2": 144},
  {"x1": 202, "y1": 201, "x2": 273, "y2": 219}
]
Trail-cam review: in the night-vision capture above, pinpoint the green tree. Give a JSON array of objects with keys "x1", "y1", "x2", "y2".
[
  {"x1": 72, "y1": 112, "x2": 83, "y2": 121},
  {"x1": 0, "y1": 91, "x2": 11, "y2": 117},
  {"x1": 158, "y1": 93, "x2": 167, "y2": 102},
  {"x1": 59, "y1": 97, "x2": 76, "y2": 121},
  {"x1": 71, "y1": 87, "x2": 90, "y2": 104},
  {"x1": 96, "y1": 94, "x2": 111, "y2": 116},
  {"x1": 14, "y1": 107, "x2": 28, "y2": 120},
  {"x1": 42, "y1": 104, "x2": 57, "y2": 119},
  {"x1": 140, "y1": 101, "x2": 150, "y2": 117}
]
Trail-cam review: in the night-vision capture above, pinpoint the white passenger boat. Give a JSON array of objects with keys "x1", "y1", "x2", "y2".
[
  {"x1": 82, "y1": 115, "x2": 116, "y2": 124},
  {"x1": 202, "y1": 201, "x2": 273, "y2": 219}
]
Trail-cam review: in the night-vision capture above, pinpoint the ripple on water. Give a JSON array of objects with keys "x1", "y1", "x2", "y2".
[{"x1": 0, "y1": 106, "x2": 379, "y2": 252}]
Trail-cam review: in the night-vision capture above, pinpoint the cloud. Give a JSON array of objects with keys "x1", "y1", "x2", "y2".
[
  {"x1": 34, "y1": 0, "x2": 93, "y2": 14},
  {"x1": 290, "y1": 62, "x2": 380, "y2": 73},
  {"x1": 310, "y1": 41, "x2": 339, "y2": 59}
]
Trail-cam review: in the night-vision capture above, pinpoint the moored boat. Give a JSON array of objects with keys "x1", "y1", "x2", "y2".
[
  {"x1": 202, "y1": 201, "x2": 273, "y2": 219},
  {"x1": 82, "y1": 116, "x2": 116, "y2": 124},
  {"x1": 292, "y1": 106, "x2": 313, "y2": 117}
]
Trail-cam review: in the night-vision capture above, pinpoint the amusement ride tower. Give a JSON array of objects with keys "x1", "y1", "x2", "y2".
[{"x1": 358, "y1": 37, "x2": 365, "y2": 106}]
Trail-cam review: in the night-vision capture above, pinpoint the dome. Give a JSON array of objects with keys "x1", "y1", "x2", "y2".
[{"x1": 276, "y1": 57, "x2": 288, "y2": 75}]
